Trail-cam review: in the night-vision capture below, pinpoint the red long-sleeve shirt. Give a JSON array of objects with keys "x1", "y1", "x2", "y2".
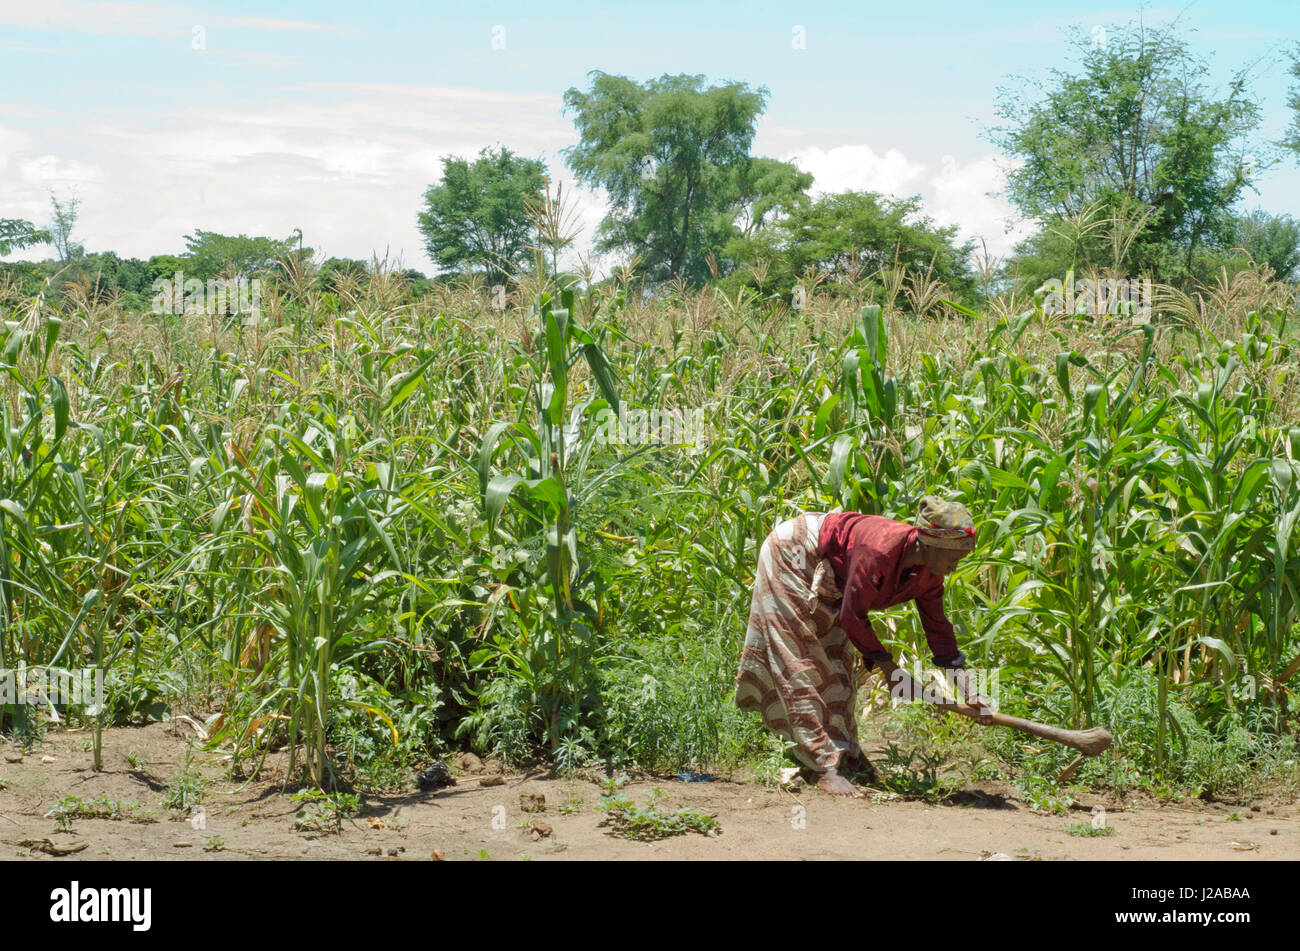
[{"x1": 815, "y1": 511, "x2": 959, "y2": 662}]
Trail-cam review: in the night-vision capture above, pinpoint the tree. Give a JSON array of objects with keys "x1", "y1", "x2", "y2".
[
  {"x1": 417, "y1": 147, "x2": 546, "y2": 284},
  {"x1": 147, "y1": 254, "x2": 187, "y2": 284},
  {"x1": 732, "y1": 157, "x2": 814, "y2": 240},
  {"x1": 1283, "y1": 43, "x2": 1300, "y2": 160},
  {"x1": 563, "y1": 72, "x2": 808, "y2": 285},
  {"x1": 0, "y1": 218, "x2": 50, "y2": 256},
  {"x1": 991, "y1": 22, "x2": 1263, "y2": 284},
  {"x1": 1227, "y1": 209, "x2": 1300, "y2": 281},
  {"x1": 48, "y1": 195, "x2": 84, "y2": 262},
  {"x1": 725, "y1": 190, "x2": 975, "y2": 298},
  {"x1": 182, "y1": 230, "x2": 301, "y2": 280}
]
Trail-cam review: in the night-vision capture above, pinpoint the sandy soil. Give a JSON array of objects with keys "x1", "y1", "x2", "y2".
[{"x1": 1, "y1": 722, "x2": 1296, "y2": 861}]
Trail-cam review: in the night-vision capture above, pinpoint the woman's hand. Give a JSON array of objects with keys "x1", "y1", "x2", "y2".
[{"x1": 950, "y1": 669, "x2": 994, "y2": 725}]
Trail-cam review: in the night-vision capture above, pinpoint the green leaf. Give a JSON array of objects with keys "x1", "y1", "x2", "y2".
[
  {"x1": 813, "y1": 393, "x2": 841, "y2": 440},
  {"x1": 49, "y1": 375, "x2": 69, "y2": 442},
  {"x1": 861, "y1": 304, "x2": 885, "y2": 368},
  {"x1": 477, "y1": 422, "x2": 515, "y2": 495},
  {"x1": 1197, "y1": 636, "x2": 1236, "y2": 672},
  {"x1": 486, "y1": 473, "x2": 526, "y2": 528},
  {"x1": 580, "y1": 341, "x2": 620, "y2": 414},
  {"x1": 382, "y1": 354, "x2": 436, "y2": 417},
  {"x1": 0, "y1": 498, "x2": 27, "y2": 526},
  {"x1": 828, "y1": 434, "x2": 852, "y2": 497},
  {"x1": 1055, "y1": 352, "x2": 1074, "y2": 404}
]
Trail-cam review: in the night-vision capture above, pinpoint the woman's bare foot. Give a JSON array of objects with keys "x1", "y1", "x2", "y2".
[{"x1": 816, "y1": 768, "x2": 865, "y2": 798}]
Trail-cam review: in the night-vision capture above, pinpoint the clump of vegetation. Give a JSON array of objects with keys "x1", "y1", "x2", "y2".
[
  {"x1": 44, "y1": 795, "x2": 138, "y2": 831},
  {"x1": 1014, "y1": 777, "x2": 1076, "y2": 816},
  {"x1": 291, "y1": 788, "x2": 361, "y2": 834},
  {"x1": 165, "y1": 751, "x2": 207, "y2": 814},
  {"x1": 596, "y1": 779, "x2": 720, "y2": 841},
  {"x1": 1067, "y1": 822, "x2": 1116, "y2": 837},
  {"x1": 874, "y1": 742, "x2": 964, "y2": 801}
]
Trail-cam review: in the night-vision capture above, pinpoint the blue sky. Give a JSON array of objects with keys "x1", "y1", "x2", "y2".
[{"x1": 1, "y1": 1, "x2": 1297, "y2": 272}]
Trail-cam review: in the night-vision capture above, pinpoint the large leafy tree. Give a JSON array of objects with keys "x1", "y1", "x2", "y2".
[
  {"x1": 182, "y1": 230, "x2": 302, "y2": 280},
  {"x1": 726, "y1": 190, "x2": 975, "y2": 297},
  {"x1": 417, "y1": 146, "x2": 546, "y2": 283},
  {"x1": 0, "y1": 218, "x2": 50, "y2": 256},
  {"x1": 563, "y1": 72, "x2": 809, "y2": 285},
  {"x1": 991, "y1": 22, "x2": 1262, "y2": 284}
]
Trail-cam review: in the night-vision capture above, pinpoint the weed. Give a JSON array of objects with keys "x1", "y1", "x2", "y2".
[
  {"x1": 597, "y1": 787, "x2": 721, "y2": 841},
  {"x1": 1067, "y1": 823, "x2": 1116, "y2": 837},
  {"x1": 44, "y1": 794, "x2": 134, "y2": 830},
  {"x1": 290, "y1": 788, "x2": 361, "y2": 834},
  {"x1": 1015, "y1": 776, "x2": 1076, "y2": 815},
  {"x1": 560, "y1": 794, "x2": 583, "y2": 815},
  {"x1": 875, "y1": 743, "x2": 963, "y2": 801},
  {"x1": 202, "y1": 837, "x2": 225, "y2": 852},
  {"x1": 165, "y1": 754, "x2": 207, "y2": 813}
]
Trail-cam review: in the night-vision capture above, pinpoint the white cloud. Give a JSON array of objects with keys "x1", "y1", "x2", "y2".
[
  {"x1": 783, "y1": 143, "x2": 1033, "y2": 259},
  {"x1": 0, "y1": 85, "x2": 602, "y2": 270}
]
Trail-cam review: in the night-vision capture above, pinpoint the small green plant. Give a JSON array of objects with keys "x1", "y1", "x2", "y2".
[
  {"x1": 1015, "y1": 776, "x2": 1076, "y2": 815},
  {"x1": 290, "y1": 788, "x2": 361, "y2": 834},
  {"x1": 876, "y1": 743, "x2": 963, "y2": 800},
  {"x1": 1068, "y1": 822, "x2": 1116, "y2": 837},
  {"x1": 597, "y1": 787, "x2": 721, "y2": 841},
  {"x1": 560, "y1": 794, "x2": 583, "y2": 815},
  {"x1": 165, "y1": 748, "x2": 206, "y2": 813},
  {"x1": 202, "y1": 837, "x2": 225, "y2": 852},
  {"x1": 1226, "y1": 811, "x2": 1243, "y2": 821},
  {"x1": 599, "y1": 772, "x2": 629, "y2": 796},
  {"x1": 44, "y1": 794, "x2": 132, "y2": 830},
  {"x1": 122, "y1": 750, "x2": 141, "y2": 770}
]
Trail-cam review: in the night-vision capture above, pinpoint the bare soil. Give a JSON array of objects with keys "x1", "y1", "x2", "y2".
[{"x1": 2, "y1": 722, "x2": 1296, "y2": 861}]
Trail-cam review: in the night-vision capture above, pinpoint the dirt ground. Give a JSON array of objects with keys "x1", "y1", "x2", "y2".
[{"x1": 1, "y1": 722, "x2": 1296, "y2": 861}]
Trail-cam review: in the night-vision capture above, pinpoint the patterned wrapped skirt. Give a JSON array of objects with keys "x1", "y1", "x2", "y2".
[{"x1": 734, "y1": 512, "x2": 861, "y2": 773}]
